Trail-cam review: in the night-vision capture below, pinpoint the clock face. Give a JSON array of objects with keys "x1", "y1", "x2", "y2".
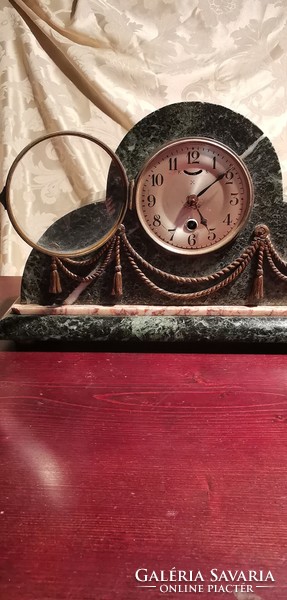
[{"x1": 134, "y1": 137, "x2": 253, "y2": 255}]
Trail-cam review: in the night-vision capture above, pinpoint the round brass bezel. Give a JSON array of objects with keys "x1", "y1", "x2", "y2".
[
  {"x1": 134, "y1": 137, "x2": 254, "y2": 255},
  {"x1": 5, "y1": 131, "x2": 129, "y2": 258}
]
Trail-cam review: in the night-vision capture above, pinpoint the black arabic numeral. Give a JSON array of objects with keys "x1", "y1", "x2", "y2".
[
  {"x1": 151, "y1": 173, "x2": 164, "y2": 186},
  {"x1": 225, "y1": 171, "x2": 234, "y2": 184},
  {"x1": 168, "y1": 228, "x2": 176, "y2": 241},
  {"x1": 230, "y1": 193, "x2": 239, "y2": 205},
  {"x1": 153, "y1": 214, "x2": 161, "y2": 227},
  {"x1": 223, "y1": 213, "x2": 232, "y2": 225},
  {"x1": 187, "y1": 150, "x2": 200, "y2": 164},
  {"x1": 147, "y1": 194, "x2": 156, "y2": 207},
  {"x1": 188, "y1": 233, "x2": 196, "y2": 246},
  {"x1": 212, "y1": 156, "x2": 216, "y2": 169},
  {"x1": 208, "y1": 230, "x2": 216, "y2": 241}
]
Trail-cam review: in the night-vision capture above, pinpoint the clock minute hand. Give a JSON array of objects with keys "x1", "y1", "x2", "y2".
[{"x1": 197, "y1": 172, "x2": 226, "y2": 198}]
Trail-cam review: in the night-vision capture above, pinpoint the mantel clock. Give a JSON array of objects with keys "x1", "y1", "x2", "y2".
[{"x1": 1, "y1": 102, "x2": 287, "y2": 344}]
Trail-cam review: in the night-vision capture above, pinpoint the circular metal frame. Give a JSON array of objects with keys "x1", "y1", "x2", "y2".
[
  {"x1": 134, "y1": 137, "x2": 254, "y2": 255},
  {"x1": 5, "y1": 131, "x2": 129, "y2": 257}
]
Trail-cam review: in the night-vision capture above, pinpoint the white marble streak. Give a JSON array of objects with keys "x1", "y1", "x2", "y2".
[{"x1": 239, "y1": 134, "x2": 266, "y2": 161}]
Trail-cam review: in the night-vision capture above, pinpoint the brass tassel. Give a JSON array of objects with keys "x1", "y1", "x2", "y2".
[
  {"x1": 112, "y1": 266, "x2": 123, "y2": 297},
  {"x1": 49, "y1": 257, "x2": 62, "y2": 294},
  {"x1": 251, "y1": 271, "x2": 264, "y2": 301},
  {"x1": 247, "y1": 244, "x2": 264, "y2": 305},
  {"x1": 112, "y1": 233, "x2": 123, "y2": 297}
]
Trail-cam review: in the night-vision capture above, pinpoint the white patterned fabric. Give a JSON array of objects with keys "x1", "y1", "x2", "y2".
[{"x1": 1, "y1": 0, "x2": 287, "y2": 273}]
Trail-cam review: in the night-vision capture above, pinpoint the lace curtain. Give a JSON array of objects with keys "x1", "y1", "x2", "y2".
[{"x1": 1, "y1": 0, "x2": 287, "y2": 274}]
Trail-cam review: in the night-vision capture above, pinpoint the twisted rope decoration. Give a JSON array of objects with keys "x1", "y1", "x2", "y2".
[
  {"x1": 120, "y1": 225, "x2": 259, "y2": 286},
  {"x1": 247, "y1": 240, "x2": 265, "y2": 304},
  {"x1": 55, "y1": 236, "x2": 116, "y2": 284},
  {"x1": 121, "y1": 223, "x2": 260, "y2": 300},
  {"x1": 242, "y1": 224, "x2": 287, "y2": 303},
  {"x1": 262, "y1": 228, "x2": 287, "y2": 283},
  {"x1": 125, "y1": 251, "x2": 256, "y2": 300},
  {"x1": 266, "y1": 237, "x2": 287, "y2": 271},
  {"x1": 265, "y1": 246, "x2": 287, "y2": 283},
  {"x1": 112, "y1": 232, "x2": 123, "y2": 297},
  {"x1": 49, "y1": 222, "x2": 287, "y2": 301},
  {"x1": 60, "y1": 237, "x2": 115, "y2": 266}
]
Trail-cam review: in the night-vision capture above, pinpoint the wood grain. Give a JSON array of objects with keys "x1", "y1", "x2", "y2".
[{"x1": 0, "y1": 352, "x2": 287, "y2": 599}]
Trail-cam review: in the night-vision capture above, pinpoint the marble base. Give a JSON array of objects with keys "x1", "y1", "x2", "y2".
[
  {"x1": 1, "y1": 310, "x2": 287, "y2": 344},
  {"x1": 10, "y1": 303, "x2": 287, "y2": 317}
]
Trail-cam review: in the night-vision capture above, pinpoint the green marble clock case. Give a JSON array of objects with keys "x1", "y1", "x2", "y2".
[{"x1": 20, "y1": 102, "x2": 287, "y2": 307}]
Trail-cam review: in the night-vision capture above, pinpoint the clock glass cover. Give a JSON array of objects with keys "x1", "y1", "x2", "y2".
[{"x1": 5, "y1": 132, "x2": 128, "y2": 257}]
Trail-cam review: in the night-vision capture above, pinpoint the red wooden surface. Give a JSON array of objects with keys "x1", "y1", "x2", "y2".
[{"x1": 0, "y1": 352, "x2": 287, "y2": 599}]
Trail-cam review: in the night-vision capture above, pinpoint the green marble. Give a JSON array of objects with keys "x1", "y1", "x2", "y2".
[
  {"x1": 20, "y1": 102, "x2": 286, "y2": 307},
  {"x1": 1, "y1": 314, "x2": 287, "y2": 344},
  {"x1": 2, "y1": 102, "x2": 287, "y2": 344}
]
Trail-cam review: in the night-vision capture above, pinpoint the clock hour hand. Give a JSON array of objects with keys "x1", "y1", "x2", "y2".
[
  {"x1": 197, "y1": 171, "x2": 226, "y2": 198},
  {"x1": 197, "y1": 208, "x2": 208, "y2": 230},
  {"x1": 185, "y1": 194, "x2": 209, "y2": 230},
  {"x1": 184, "y1": 194, "x2": 209, "y2": 231}
]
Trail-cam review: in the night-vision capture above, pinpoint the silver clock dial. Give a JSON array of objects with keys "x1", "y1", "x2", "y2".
[{"x1": 134, "y1": 138, "x2": 253, "y2": 255}]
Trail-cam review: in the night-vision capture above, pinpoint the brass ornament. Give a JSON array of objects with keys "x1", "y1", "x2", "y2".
[{"x1": 47, "y1": 223, "x2": 287, "y2": 306}]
